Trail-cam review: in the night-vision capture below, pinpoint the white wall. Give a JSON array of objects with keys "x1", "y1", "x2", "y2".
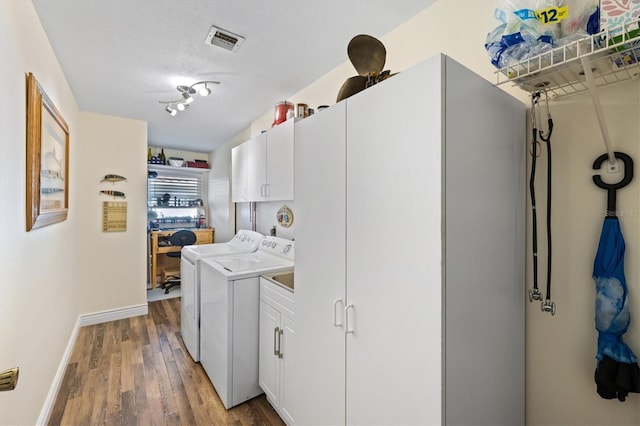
[
  {"x1": 0, "y1": 2, "x2": 149, "y2": 424},
  {"x1": 255, "y1": 201, "x2": 295, "y2": 240},
  {"x1": 216, "y1": 0, "x2": 639, "y2": 423}
]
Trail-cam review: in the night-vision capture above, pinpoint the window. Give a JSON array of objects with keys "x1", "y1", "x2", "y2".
[{"x1": 147, "y1": 165, "x2": 208, "y2": 230}]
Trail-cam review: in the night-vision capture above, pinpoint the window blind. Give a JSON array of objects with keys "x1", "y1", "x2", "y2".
[{"x1": 147, "y1": 170, "x2": 206, "y2": 207}]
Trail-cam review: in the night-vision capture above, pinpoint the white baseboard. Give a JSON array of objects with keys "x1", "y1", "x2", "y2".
[
  {"x1": 79, "y1": 303, "x2": 148, "y2": 326},
  {"x1": 37, "y1": 303, "x2": 148, "y2": 424},
  {"x1": 36, "y1": 317, "x2": 81, "y2": 425}
]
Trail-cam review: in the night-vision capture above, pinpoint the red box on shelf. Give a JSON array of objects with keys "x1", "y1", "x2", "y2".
[{"x1": 187, "y1": 161, "x2": 209, "y2": 169}]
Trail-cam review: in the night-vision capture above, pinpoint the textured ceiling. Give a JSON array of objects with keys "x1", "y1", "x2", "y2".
[{"x1": 32, "y1": 0, "x2": 435, "y2": 153}]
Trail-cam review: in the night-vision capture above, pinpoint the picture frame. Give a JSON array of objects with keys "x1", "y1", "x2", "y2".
[{"x1": 26, "y1": 73, "x2": 69, "y2": 231}]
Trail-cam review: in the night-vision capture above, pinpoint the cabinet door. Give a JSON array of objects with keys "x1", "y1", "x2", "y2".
[
  {"x1": 344, "y1": 55, "x2": 444, "y2": 425},
  {"x1": 280, "y1": 316, "x2": 295, "y2": 425},
  {"x1": 247, "y1": 132, "x2": 267, "y2": 201},
  {"x1": 259, "y1": 301, "x2": 280, "y2": 405},
  {"x1": 265, "y1": 119, "x2": 294, "y2": 201},
  {"x1": 231, "y1": 143, "x2": 248, "y2": 202},
  {"x1": 293, "y1": 103, "x2": 347, "y2": 425}
]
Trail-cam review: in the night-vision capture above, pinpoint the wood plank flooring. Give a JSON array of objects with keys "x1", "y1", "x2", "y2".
[{"x1": 48, "y1": 298, "x2": 285, "y2": 425}]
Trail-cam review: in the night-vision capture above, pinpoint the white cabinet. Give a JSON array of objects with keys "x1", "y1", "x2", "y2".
[
  {"x1": 292, "y1": 102, "x2": 346, "y2": 425},
  {"x1": 263, "y1": 119, "x2": 294, "y2": 201},
  {"x1": 231, "y1": 119, "x2": 294, "y2": 202},
  {"x1": 259, "y1": 277, "x2": 295, "y2": 424},
  {"x1": 293, "y1": 54, "x2": 526, "y2": 425}
]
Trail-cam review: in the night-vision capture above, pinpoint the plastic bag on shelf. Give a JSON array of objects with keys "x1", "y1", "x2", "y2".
[
  {"x1": 560, "y1": 0, "x2": 600, "y2": 37},
  {"x1": 486, "y1": 0, "x2": 563, "y2": 68}
]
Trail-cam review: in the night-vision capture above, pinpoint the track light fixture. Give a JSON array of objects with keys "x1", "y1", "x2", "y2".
[{"x1": 159, "y1": 80, "x2": 219, "y2": 116}]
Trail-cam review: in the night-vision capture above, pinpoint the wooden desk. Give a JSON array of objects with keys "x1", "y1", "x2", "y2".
[{"x1": 149, "y1": 228, "x2": 214, "y2": 288}]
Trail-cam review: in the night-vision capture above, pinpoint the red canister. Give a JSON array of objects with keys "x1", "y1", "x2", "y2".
[{"x1": 272, "y1": 101, "x2": 294, "y2": 127}]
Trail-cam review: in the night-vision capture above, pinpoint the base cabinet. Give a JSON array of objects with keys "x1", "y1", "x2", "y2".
[
  {"x1": 259, "y1": 277, "x2": 294, "y2": 425},
  {"x1": 293, "y1": 54, "x2": 526, "y2": 425}
]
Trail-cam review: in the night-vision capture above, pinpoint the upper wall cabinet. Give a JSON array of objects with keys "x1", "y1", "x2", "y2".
[{"x1": 232, "y1": 119, "x2": 294, "y2": 203}]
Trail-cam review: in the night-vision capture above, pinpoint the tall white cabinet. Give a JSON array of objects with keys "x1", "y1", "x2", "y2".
[{"x1": 293, "y1": 54, "x2": 526, "y2": 425}]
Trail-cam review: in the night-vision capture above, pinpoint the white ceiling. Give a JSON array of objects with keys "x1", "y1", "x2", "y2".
[{"x1": 32, "y1": 0, "x2": 435, "y2": 153}]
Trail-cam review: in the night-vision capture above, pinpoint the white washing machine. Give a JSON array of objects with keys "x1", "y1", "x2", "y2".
[
  {"x1": 200, "y1": 236, "x2": 294, "y2": 409},
  {"x1": 180, "y1": 229, "x2": 264, "y2": 362}
]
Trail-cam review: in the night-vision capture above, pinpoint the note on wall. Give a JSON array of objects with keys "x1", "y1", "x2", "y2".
[{"x1": 102, "y1": 201, "x2": 127, "y2": 232}]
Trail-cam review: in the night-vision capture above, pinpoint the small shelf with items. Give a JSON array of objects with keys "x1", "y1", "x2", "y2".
[
  {"x1": 495, "y1": 18, "x2": 639, "y2": 98},
  {"x1": 495, "y1": 18, "x2": 639, "y2": 165}
]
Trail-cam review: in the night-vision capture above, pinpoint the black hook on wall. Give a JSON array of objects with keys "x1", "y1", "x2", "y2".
[{"x1": 592, "y1": 152, "x2": 634, "y2": 217}]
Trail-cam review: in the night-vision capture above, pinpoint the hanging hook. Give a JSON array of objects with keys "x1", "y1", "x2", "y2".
[
  {"x1": 592, "y1": 152, "x2": 634, "y2": 217},
  {"x1": 538, "y1": 91, "x2": 553, "y2": 141}
]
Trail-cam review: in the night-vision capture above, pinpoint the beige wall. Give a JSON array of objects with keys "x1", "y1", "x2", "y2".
[
  {"x1": 227, "y1": 0, "x2": 640, "y2": 423},
  {"x1": 526, "y1": 84, "x2": 639, "y2": 425},
  {"x1": 76, "y1": 112, "x2": 147, "y2": 315},
  {"x1": 0, "y1": 1, "x2": 148, "y2": 424},
  {"x1": 0, "y1": 2, "x2": 81, "y2": 424}
]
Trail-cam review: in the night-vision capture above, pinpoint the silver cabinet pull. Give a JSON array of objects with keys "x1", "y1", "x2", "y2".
[
  {"x1": 274, "y1": 326, "x2": 280, "y2": 356},
  {"x1": 333, "y1": 299, "x2": 344, "y2": 328},
  {"x1": 345, "y1": 304, "x2": 355, "y2": 334},
  {"x1": 278, "y1": 328, "x2": 284, "y2": 359}
]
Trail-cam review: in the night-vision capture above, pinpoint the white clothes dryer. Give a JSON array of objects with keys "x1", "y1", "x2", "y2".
[
  {"x1": 199, "y1": 236, "x2": 294, "y2": 409},
  {"x1": 180, "y1": 229, "x2": 264, "y2": 362}
]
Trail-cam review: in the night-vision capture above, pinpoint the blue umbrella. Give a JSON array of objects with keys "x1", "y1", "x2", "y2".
[{"x1": 592, "y1": 152, "x2": 639, "y2": 402}]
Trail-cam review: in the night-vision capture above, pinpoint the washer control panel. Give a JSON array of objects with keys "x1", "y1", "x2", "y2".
[{"x1": 259, "y1": 236, "x2": 294, "y2": 260}]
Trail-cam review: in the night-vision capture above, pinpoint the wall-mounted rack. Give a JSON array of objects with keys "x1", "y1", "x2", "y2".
[{"x1": 495, "y1": 18, "x2": 640, "y2": 165}]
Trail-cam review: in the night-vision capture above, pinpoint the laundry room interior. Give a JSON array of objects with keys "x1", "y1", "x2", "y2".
[{"x1": 1, "y1": 1, "x2": 638, "y2": 425}]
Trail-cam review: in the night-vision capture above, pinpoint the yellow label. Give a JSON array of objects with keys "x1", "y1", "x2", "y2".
[{"x1": 535, "y1": 6, "x2": 568, "y2": 24}]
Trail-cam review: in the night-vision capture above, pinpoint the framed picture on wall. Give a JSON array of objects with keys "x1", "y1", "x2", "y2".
[{"x1": 25, "y1": 72, "x2": 69, "y2": 231}]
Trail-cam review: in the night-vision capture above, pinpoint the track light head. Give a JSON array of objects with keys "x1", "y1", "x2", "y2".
[
  {"x1": 199, "y1": 84, "x2": 212, "y2": 96},
  {"x1": 165, "y1": 105, "x2": 177, "y2": 116},
  {"x1": 176, "y1": 103, "x2": 185, "y2": 111}
]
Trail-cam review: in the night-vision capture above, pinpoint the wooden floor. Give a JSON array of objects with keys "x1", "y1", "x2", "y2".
[{"x1": 48, "y1": 298, "x2": 285, "y2": 425}]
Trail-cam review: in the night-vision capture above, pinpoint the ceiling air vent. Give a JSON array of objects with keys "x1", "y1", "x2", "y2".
[{"x1": 205, "y1": 26, "x2": 245, "y2": 52}]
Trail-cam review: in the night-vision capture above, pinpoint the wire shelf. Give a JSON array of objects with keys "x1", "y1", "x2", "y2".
[{"x1": 495, "y1": 18, "x2": 640, "y2": 98}]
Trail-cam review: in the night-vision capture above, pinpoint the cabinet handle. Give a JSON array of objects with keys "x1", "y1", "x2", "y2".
[
  {"x1": 274, "y1": 326, "x2": 280, "y2": 356},
  {"x1": 278, "y1": 328, "x2": 284, "y2": 359},
  {"x1": 345, "y1": 304, "x2": 355, "y2": 335},
  {"x1": 333, "y1": 299, "x2": 344, "y2": 328},
  {"x1": 265, "y1": 184, "x2": 270, "y2": 197}
]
